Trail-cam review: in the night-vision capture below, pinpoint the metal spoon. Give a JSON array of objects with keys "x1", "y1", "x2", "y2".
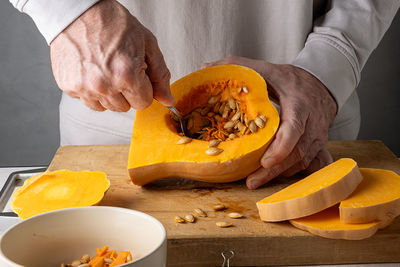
[{"x1": 166, "y1": 106, "x2": 187, "y2": 136}]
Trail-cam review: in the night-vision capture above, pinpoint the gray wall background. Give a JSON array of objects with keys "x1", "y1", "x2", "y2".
[{"x1": 0, "y1": 2, "x2": 399, "y2": 167}]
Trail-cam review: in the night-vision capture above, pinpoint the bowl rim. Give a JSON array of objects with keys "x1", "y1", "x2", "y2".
[{"x1": 0, "y1": 206, "x2": 167, "y2": 267}]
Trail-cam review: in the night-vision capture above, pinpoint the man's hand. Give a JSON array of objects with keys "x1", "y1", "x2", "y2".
[
  {"x1": 50, "y1": 0, "x2": 174, "y2": 112},
  {"x1": 203, "y1": 56, "x2": 338, "y2": 189}
]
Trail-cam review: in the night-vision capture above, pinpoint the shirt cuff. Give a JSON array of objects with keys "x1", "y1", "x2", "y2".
[
  {"x1": 292, "y1": 34, "x2": 360, "y2": 112},
  {"x1": 19, "y1": 0, "x2": 101, "y2": 44}
]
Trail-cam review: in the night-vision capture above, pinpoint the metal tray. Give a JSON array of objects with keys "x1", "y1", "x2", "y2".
[{"x1": 0, "y1": 168, "x2": 47, "y2": 217}]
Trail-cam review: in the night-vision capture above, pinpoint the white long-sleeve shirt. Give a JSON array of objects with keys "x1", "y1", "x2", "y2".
[{"x1": 10, "y1": 0, "x2": 400, "y2": 144}]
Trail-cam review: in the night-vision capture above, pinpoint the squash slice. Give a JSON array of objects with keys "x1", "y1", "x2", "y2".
[
  {"x1": 289, "y1": 206, "x2": 390, "y2": 240},
  {"x1": 11, "y1": 170, "x2": 110, "y2": 219},
  {"x1": 257, "y1": 158, "x2": 363, "y2": 222},
  {"x1": 340, "y1": 168, "x2": 400, "y2": 223},
  {"x1": 128, "y1": 64, "x2": 279, "y2": 185}
]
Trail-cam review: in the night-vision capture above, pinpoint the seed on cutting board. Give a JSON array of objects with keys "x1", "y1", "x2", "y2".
[
  {"x1": 242, "y1": 86, "x2": 249, "y2": 93},
  {"x1": 216, "y1": 221, "x2": 232, "y2": 228},
  {"x1": 177, "y1": 136, "x2": 192, "y2": 144},
  {"x1": 224, "y1": 121, "x2": 235, "y2": 129},
  {"x1": 80, "y1": 254, "x2": 90, "y2": 263},
  {"x1": 212, "y1": 204, "x2": 226, "y2": 211},
  {"x1": 104, "y1": 258, "x2": 113, "y2": 264},
  {"x1": 228, "y1": 212, "x2": 243, "y2": 219},
  {"x1": 208, "y1": 95, "x2": 221, "y2": 105},
  {"x1": 206, "y1": 147, "x2": 223, "y2": 156},
  {"x1": 209, "y1": 139, "x2": 220, "y2": 147},
  {"x1": 184, "y1": 214, "x2": 195, "y2": 223},
  {"x1": 249, "y1": 120, "x2": 258, "y2": 133},
  {"x1": 175, "y1": 215, "x2": 185, "y2": 223},
  {"x1": 255, "y1": 117, "x2": 265, "y2": 129},
  {"x1": 194, "y1": 208, "x2": 207, "y2": 217}
]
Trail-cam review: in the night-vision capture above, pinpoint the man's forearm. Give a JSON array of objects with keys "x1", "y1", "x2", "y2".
[
  {"x1": 292, "y1": 0, "x2": 399, "y2": 111},
  {"x1": 9, "y1": 0, "x2": 100, "y2": 44}
]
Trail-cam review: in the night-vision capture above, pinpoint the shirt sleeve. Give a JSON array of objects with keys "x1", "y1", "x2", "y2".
[
  {"x1": 9, "y1": 0, "x2": 101, "y2": 44},
  {"x1": 292, "y1": 0, "x2": 400, "y2": 111}
]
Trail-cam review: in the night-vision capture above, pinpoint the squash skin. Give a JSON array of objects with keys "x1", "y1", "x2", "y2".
[
  {"x1": 257, "y1": 158, "x2": 363, "y2": 222},
  {"x1": 128, "y1": 64, "x2": 279, "y2": 185},
  {"x1": 339, "y1": 168, "x2": 400, "y2": 223}
]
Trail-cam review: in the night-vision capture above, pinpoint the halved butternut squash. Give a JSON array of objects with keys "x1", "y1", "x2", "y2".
[
  {"x1": 340, "y1": 168, "x2": 400, "y2": 223},
  {"x1": 128, "y1": 64, "x2": 279, "y2": 185},
  {"x1": 257, "y1": 158, "x2": 363, "y2": 221},
  {"x1": 11, "y1": 170, "x2": 110, "y2": 219}
]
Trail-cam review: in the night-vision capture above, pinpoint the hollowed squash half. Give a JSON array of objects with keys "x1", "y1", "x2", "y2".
[{"x1": 128, "y1": 64, "x2": 279, "y2": 185}]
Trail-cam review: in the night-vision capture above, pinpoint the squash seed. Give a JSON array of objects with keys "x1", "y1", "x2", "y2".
[
  {"x1": 222, "y1": 109, "x2": 229, "y2": 119},
  {"x1": 231, "y1": 111, "x2": 241, "y2": 122},
  {"x1": 218, "y1": 102, "x2": 226, "y2": 115},
  {"x1": 242, "y1": 86, "x2": 249, "y2": 93},
  {"x1": 236, "y1": 121, "x2": 245, "y2": 131},
  {"x1": 104, "y1": 258, "x2": 113, "y2": 264},
  {"x1": 216, "y1": 221, "x2": 232, "y2": 228},
  {"x1": 207, "y1": 112, "x2": 215, "y2": 117},
  {"x1": 214, "y1": 114, "x2": 222, "y2": 121},
  {"x1": 71, "y1": 261, "x2": 81, "y2": 267},
  {"x1": 237, "y1": 87, "x2": 242, "y2": 94},
  {"x1": 177, "y1": 136, "x2": 192, "y2": 144},
  {"x1": 213, "y1": 102, "x2": 221, "y2": 113},
  {"x1": 228, "y1": 133, "x2": 236, "y2": 140},
  {"x1": 228, "y1": 212, "x2": 243, "y2": 219},
  {"x1": 127, "y1": 253, "x2": 133, "y2": 262},
  {"x1": 77, "y1": 264, "x2": 90, "y2": 267},
  {"x1": 200, "y1": 106, "x2": 211, "y2": 116},
  {"x1": 175, "y1": 215, "x2": 185, "y2": 223},
  {"x1": 224, "y1": 121, "x2": 235, "y2": 129},
  {"x1": 244, "y1": 113, "x2": 248, "y2": 126},
  {"x1": 209, "y1": 139, "x2": 220, "y2": 147},
  {"x1": 184, "y1": 214, "x2": 195, "y2": 223},
  {"x1": 208, "y1": 95, "x2": 221, "y2": 105},
  {"x1": 249, "y1": 120, "x2": 258, "y2": 133},
  {"x1": 206, "y1": 147, "x2": 223, "y2": 156},
  {"x1": 80, "y1": 254, "x2": 90, "y2": 263},
  {"x1": 260, "y1": 115, "x2": 267, "y2": 122},
  {"x1": 255, "y1": 117, "x2": 265, "y2": 128},
  {"x1": 212, "y1": 204, "x2": 226, "y2": 211},
  {"x1": 194, "y1": 208, "x2": 207, "y2": 217},
  {"x1": 228, "y1": 97, "x2": 236, "y2": 110}
]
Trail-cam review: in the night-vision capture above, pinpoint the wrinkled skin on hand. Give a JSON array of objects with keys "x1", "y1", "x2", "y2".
[
  {"x1": 50, "y1": 0, "x2": 174, "y2": 112},
  {"x1": 203, "y1": 56, "x2": 338, "y2": 189}
]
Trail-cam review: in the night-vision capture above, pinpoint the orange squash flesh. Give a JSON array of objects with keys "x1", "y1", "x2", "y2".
[
  {"x1": 340, "y1": 168, "x2": 400, "y2": 223},
  {"x1": 256, "y1": 158, "x2": 363, "y2": 222},
  {"x1": 289, "y1": 206, "x2": 389, "y2": 240},
  {"x1": 11, "y1": 170, "x2": 110, "y2": 219},
  {"x1": 128, "y1": 64, "x2": 279, "y2": 185}
]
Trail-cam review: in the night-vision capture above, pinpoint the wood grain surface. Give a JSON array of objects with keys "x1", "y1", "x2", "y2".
[{"x1": 48, "y1": 140, "x2": 400, "y2": 267}]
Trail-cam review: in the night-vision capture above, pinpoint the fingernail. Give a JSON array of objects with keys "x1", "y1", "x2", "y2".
[
  {"x1": 261, "y1": 157, "x2": 275, "y2": 168},
  {"x1": 247, "y1": 179, "x2": 261, "y2": 190}
]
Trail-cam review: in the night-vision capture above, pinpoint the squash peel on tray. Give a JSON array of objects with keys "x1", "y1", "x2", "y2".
[{"x1": 11, "y1": 170, "x2": 110, "y2": 219}]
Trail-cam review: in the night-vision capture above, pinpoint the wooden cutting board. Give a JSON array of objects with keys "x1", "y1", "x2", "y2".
[{"x1": 48, "y1": 140, "x2": 400, "y2": 267}]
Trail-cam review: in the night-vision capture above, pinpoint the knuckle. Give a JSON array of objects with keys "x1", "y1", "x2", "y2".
[{"x1": 293, "y1": 144, "x2": 307, "y2": 162}]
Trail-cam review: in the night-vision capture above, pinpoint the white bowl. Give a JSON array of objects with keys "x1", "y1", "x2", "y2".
[{"x1": 0, "y1": 206, "x2": 166, "y2": 267}]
